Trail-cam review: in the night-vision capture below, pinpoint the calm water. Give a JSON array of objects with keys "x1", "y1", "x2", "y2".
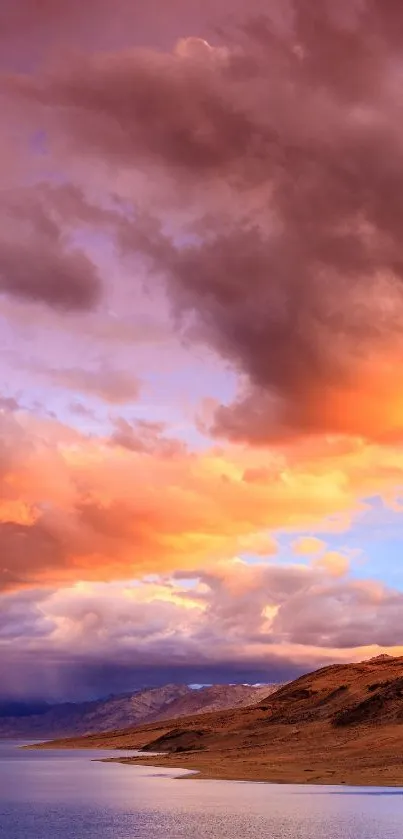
[{"x1": 0, "y1": 741, "x2": 403, "y2": 838}]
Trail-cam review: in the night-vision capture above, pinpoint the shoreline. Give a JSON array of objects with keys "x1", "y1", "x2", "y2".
[
  {"x1": 96, "y1": 754, "x2": 403, "y2": 788},
  {"x1": 24, "y1": 727, "x2": 403, "y2": 788},
  {"x1": 21, "y1": 657, "x2": 403, "y2": 789},
  {"x1": 24, "y1": 742, "x2": 403, "y2": 788},
  {"x1": 8, "y1": 737, "x2": 403, "y2": 788}
]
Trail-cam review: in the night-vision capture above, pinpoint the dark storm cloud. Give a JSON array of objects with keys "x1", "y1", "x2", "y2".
[
  {"x1": 0, "y1": 649, "x2": 302, "y2": 701},
  {"x1": 0, "y1": 185, "x2": 103, "y2": 310},
  {"x1": 8, "y1": 1, "x2": 403, "y2": 438},
  {"x1": 1, "y1": 560, "x2": 403, "y2": 700}
]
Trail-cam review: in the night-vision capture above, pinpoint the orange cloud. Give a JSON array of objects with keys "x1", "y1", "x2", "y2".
[
  {"x1": 292, "y1": 537, "x2": 326, "y2": 556},
  {"x1": 314, "y1": 551, "x2": 350, "y2": 578},
  {"x1": 1, "y1": 406, "x2": 403, "y2": 592}
]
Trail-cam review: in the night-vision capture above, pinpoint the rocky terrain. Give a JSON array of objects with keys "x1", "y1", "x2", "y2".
[
  {"x1": 0, "y1": 683, "x2": 275, "y2": 738},
  {"x1": 35, "y1": 655, "x2": 403, "y2": 786}
]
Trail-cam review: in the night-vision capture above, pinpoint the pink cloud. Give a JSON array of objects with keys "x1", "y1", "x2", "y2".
[
  {"x1": 49, "y1": 365, "x2": 141, "y2": 404},
  {"x1": 5, "y1": 4, "x2": 403, "y2": 441},
  {"x1": 0, "y1": 185, "x2": 104, "y2": 309},
  {"x1": 1, "y1": 560, "x2": 403, "y2": 698},
  {"x1": 1, "y1": 1, "x2": 403, "y2": 698}
]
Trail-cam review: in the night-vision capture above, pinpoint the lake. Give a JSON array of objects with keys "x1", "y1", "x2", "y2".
[{"x1": 0, "y1": 740, "x2": 403, "y2": 838}]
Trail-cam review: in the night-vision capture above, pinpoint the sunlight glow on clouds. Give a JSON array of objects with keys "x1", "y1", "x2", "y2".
[{"x1": 1, "y1": 0, "x2": 403, "y2": 697}]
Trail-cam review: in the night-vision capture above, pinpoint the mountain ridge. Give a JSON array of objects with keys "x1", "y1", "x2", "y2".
[
  {"x1": 34, "y1": 655, "x2": 403, "y2": 786},
  {"x1": 0, "y1": 682, "x2": 278, "y2": 738}
]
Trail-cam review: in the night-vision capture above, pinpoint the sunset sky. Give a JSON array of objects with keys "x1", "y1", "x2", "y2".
[{"x1": 2, "y1": 0, "x2": 403, "y2": 701}]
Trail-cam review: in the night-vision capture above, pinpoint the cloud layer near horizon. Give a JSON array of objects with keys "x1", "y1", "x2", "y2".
[
  {"x1": 2, "y1": 0, "x2": 403, "y2": 697},
  {"x1": 2, "y1": 559, "x2": 403, "y2": 700}
]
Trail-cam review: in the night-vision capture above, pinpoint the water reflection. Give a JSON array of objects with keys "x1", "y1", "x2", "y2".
[{"x1": 0, "y1": 741, "x2": 402, "y2": 839}]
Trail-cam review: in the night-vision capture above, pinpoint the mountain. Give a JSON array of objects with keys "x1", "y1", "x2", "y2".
[
  {"x1": 37, "y1": 655, "x2": 403, "y2": 786},
  {"x1": 0, "y1": 683, "x2": 277, "y2": 738}
]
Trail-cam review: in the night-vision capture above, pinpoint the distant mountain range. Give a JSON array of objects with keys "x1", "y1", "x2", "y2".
[
  {"x1": 39, "y1": 654, "x2": 403, "y2": 786},
  {"x1": 0, "y1": 683, "x2": 278, "y2": 738}
]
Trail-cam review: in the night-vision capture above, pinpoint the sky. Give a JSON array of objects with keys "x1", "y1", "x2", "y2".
[{"x1": 1, "y1": 0, "x2": 403, "y2": 701}]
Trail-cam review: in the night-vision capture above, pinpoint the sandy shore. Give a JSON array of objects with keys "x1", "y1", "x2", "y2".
[
  {"x1": 26, "y1": 717, "x2": 403, "y2": 787},
  {"x1": 96, "y1": 748, "x2": 403, "y2": 787},
  {"x1": 27, "y1": 658, "x2": 403, "y2": 788}
]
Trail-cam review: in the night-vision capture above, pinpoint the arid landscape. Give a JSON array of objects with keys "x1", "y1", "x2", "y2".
[
  {"x1": 4, "y1": 0, "x2": 403, "y2": 836},
  {"x1": 32, "y1": 655, "x2": 403, "y2": 786},
  {"x1": 0, "y1": 683, "x2": 275, "y2": 739}
]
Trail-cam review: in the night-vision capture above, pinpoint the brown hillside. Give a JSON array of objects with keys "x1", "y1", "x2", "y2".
[
  {"x1": 0, "y1": 683, "x2": 275, "y2": 739},
  {"x1": 31, "y1": 656, "x2": 403, "y2": 786}
]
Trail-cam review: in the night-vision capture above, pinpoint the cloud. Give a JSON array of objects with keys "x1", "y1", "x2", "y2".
[
  {"x1": 6, "y1": 41, "x2": 245, "y2": 177},
  {"x1": 0, "y1": 0, "x2": 256, "y2": 57},
  {"x1": 1, "y1": 558, "x2": 403, "y2": 699},
  {"x1": 0, "y1": 409, "x2": 377, "y2": 593},
  {"x1": 0, "y1": 395, "x2": 21, "y2": 412},
  {"x1": 1, "y1": 3, "x2": 403, "y2": 700},
  {"x1": 314, "y1": 550, "x2": 350, "y2": 578},
  {"x1": 110, "y1": 418, "x2": 186, "y2": 456},
  {"x1": 49, "y1": 366, "x2": 141, "y2": 404},
  {"x1": 292, "y1": 536, "x2": 326, "y2": 556},
  {"x1": 0, "y1": 185, "x2": 102, "y2": 310},
  {"x1": 0, "y1": 0, "x2": 100, "y2": 38},
  {"x1": 0, "y1": 521, "x2": 68, "y2": 590},
  {"x1": 7, "y1": 3, "x2": 403, "y2": 440},
  {"x1": 1, "y1": 405, "x2": 403, "y2": 595},
  {"x1": 272, "y1": 577, "x2": 403, "y2": 649},
  {"x1": 69, "y1": 401, "x2": 97, "y2": 419}
]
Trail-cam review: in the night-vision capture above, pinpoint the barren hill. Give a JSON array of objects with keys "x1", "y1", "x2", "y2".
[
  {"x1": 35, "y1": 656, "x2": 403, "y2": 786},
  {"x1": 0, "y1": 683, "x2": 275, "y2": 739}
]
